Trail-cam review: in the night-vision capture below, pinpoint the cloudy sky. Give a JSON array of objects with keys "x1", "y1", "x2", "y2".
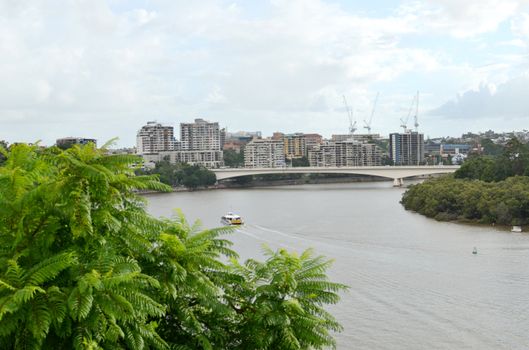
[{"x1": 1, "y1": 0, "x2": 529, "y2": 147}]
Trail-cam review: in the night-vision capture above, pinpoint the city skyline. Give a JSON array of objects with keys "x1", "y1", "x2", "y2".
[{"x1": 1, "y1": 0, "x2": 529, "y2": 146}]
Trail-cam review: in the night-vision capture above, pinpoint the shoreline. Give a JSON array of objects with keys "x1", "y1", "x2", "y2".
[
  {"x1": 138, "y1": 175, "x2": 395, "y2": 194},
  {"x1": 404, "y1": 208, "x2": 526, "y2": 232}
]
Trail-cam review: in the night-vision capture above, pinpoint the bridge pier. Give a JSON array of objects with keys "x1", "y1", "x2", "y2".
[{"x1": 393, "y1": 178, "x2": 404, "y2": 187}]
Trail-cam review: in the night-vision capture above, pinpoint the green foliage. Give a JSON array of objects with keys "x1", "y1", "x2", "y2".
[
  {"x1": 138, "y1": 161, "x2": 216, "y2": 189},
  {"x1": 480, "y1": 138, "x2": 504, "y2": 156},
  {"x1": 0, "y1": 143, "x2": 172, "y2": 349},
  {"x1": 455, "y1": 138, "x2": 529, "y2": 182},
  {"x1": 402, "y1": 175, "x2": 529, "y2": 225},
  {"x1": 454, "y1": 156, "x2": 496, "y2": 181},
  {"x1": 223, "y1": 149, "x2": 244, "y2": 168},
  {"x1": 291, "y1": 157, "x2": 309, "y2": 167},
  {"x1": 0, "y1": 143, "x2": 346, "y2": 349},
  {"x1": 0, "y1": 141, "x2": 7, "y2": 165},
  {"x1": 228, "y1": 247, "x2": 347, "y2": 350}
]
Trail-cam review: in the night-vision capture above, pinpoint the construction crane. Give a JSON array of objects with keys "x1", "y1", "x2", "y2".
[
  {"x1": 363, "y1": 92, "x2": 379, "y2": 134},
  {"x1": 400, "y1": 92, "x2": 418, "y2": 132},
  {"x1": 342, "y1": 95, "x2": 357, "y2": 134},
  {"x1": 413, "y1": 91, "x2": 419, "y2": 131}
]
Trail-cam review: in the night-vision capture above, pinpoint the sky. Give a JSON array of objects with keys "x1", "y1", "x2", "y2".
[{"x1": 1, "y1": 0, "x2": 529, "y2": 147}]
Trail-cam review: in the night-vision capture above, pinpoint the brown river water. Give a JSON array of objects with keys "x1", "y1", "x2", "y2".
[{"x1": 145, "y1": 182, "x2": 529, "y2": 349}]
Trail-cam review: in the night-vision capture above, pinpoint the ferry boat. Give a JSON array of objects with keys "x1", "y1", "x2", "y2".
[{"x1": 221, "y1": 212, "x2": 243, "y2": 226}]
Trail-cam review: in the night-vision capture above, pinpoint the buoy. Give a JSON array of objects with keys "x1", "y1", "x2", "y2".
[{"x1": 472, "y1": 247, "x2": 477, "y2": 255}]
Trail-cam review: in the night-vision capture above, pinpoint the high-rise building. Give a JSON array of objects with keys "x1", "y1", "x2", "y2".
[
  {"x1": 389, "y1": 131, "x2": 425, "y2": 165},
  {"x1": 145, "y1": 150, "x2": 224, "y2": 169},
  {"x1": 244, "y1": 139, "x2": 286, "y2": 168},
  {"x1": 308, "y1": 140, "x2": 382, "y2": 167},
  {"x1": 220, "y1": 128, "x2": 226, "y2": 149},
  {"x1": 137, "y1": 119, "x2": 224, "y2": 168},
  {"x1": 272, "y1": 132, "x2": 284, "y2": 140},
  {"x1": 136, "y1": 122, "x2": 176, "y2": 155},
  {"x1": 331, "y1": 134, "x2": 381, "y2": 143},
  {"x1": 178, "y1": 118, "x2": 224, "y2": 168},
  {"x1": 303, "y1": 134, "x2": 323, "y2": 150},
  {"x1": 283, "y1": 133, "x2": 306, "y2": 159},
  {"x1": 180, "y1": 118, "x2": 222, "y2": 151},
  {"x1": 307, "y1": 141, "x2": 337, "y2": 167}
]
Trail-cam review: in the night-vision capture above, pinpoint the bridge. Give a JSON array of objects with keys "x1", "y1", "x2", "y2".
[{"x1": 212, "y1": 165, "x2": 460, "y2": 186}]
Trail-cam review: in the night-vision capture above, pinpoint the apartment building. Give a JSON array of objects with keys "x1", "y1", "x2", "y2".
[
  {"x1": 308, "y1": 140, "x2": 382, "y2": 167},
  {"x1": 283, "y1": 133, "x2": 306, "y2": 159},
  {"x1": 389, "y1": 131, "x2": 425, "y2": 165},
  {"x1": 331, "y1": 134, "x2": 381, "y2": 143},
  {"x1": 180, "y1": 118, "x2": 222, "y2": 151},
  {"x1": 136, "y1": 122, "x2": 176, "y2": 155},
  {"x1": 307, "y1": 141, "x2": 337, "y2": 167},
  {"x1": 244, "y1": 139, "x2": 286, "y2": 168},
  {"x1": 143, "y1": 150, "x2": 223, "y2": 169},
  {"x1": 137, "y1": 119, "x2": 224, "y2": 168},
  {"x1": 303, "y1": 133, "x2": 323, "y2": 152}
]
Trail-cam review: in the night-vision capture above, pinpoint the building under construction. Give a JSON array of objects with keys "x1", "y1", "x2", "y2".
[{"x1": 389, "y1": 131, "x2": 425, "y2": 165}]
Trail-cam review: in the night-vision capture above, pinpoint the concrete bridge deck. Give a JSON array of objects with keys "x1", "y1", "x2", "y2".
[{"x1": 212, "y1": 165, "x2": 460, "y2": 186}]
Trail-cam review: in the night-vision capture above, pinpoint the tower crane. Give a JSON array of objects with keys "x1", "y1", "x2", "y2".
[
  {"x1": 363, "y1": 92, "x2": 379, "y2": 134},
  {"x1": 400, "y1": 92, "x2": 418, "y2": 132},
  {"x1": 342, "y1": 95, "x2": 357, "y2": 134},
  {"x1": 413, "y1": 91, "x2": 419, "y2": 131}
]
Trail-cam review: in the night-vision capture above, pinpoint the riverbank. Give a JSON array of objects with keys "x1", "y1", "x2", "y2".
[{"x1": 137, "y1": 174, "x2": 396, "y2": 194}]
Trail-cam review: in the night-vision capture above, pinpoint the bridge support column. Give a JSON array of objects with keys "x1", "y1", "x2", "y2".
[{"x1": 393, "y1": 178, "x2": 404, "y2": 187}]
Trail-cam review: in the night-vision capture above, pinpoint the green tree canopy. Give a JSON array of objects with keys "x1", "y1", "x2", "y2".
[
  {"x1": 223, "y1": 149, "x2": 244, "y2": 168},
  {"x1": 0, "y1": 143, "x2": 346, "y2": 349},
  {"x1": 138, "y1": 161, "x2": 217, "y2": 189},
  {"x1": 291, "y1": 157, "x2": 310, "y2": 167},
  {"x1": 402, "y1": 175, "x2": 529, "y2": 225},
  {"x1": 455, "y1": 137, "x2": 529, "y2": 182}
]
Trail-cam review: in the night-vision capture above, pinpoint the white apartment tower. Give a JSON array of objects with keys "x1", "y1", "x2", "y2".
[
  {"x1": 244, "y1": 139, "x2": 286, "y2": 168},
  {"x1": 308, "y1": 140, "x2": 382, "y2": 167},
  {"x1": 136, "y1": 122, "x2": 176, "y2": 155},
  {"x1": 180, "y1": 118, "x2": 221, "y2": 151}
]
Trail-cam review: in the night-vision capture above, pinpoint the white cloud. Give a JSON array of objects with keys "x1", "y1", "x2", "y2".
[
  {"x1": 401, "y1": 0, "x2": 525, "y2": 38},
  {"x1": 0, "y1": 0, "x2": 528, "y2": 145},
  {"x1": 511, "y1": 12, "x2": 529, "y2": 42}
]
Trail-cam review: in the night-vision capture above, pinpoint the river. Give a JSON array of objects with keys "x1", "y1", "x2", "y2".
[{"x1": 145, "y1": 182, "x2": 529, "y2": 349}]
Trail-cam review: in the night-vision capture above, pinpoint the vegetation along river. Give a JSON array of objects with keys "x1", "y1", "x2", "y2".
[{"x1": 146, "y1": 182, "x2": 529, "y2": 349}]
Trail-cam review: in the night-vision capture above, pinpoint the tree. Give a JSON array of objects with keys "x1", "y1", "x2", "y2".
[
  {"x1": 291, "y1": 157, "x2": 309, "y2": 167},
  {"x1": 138, "y1": 162, "x2": 217, "y2": 189},
  {"x1": 455, "y1": 138, "x2": 529, "y2": 182},
  {"x1": 0, "y1": 143, "x2": 347, "y2": 349},
  {"x1": 147, "y1": 214, "x2": 347, "y2": 349},
  {"x1": 495, "y1": 137, "x2": 529, "y2": 179},
  {"x1": 228, "y1": 247, "x2": 346, "y2": 349},
  {"x1": 223, "y1": 149, "x2": 244, "y2": 168},
  {"x1": 0, "y1": 142, "x2": 171, "y2": 349},
  {"x1": 480, "y1": 138, "x2": 503, "y2": 156},
  {"x1": 401, "y1": 175, "x2": 529, "y2": 226},
  {"x1": 0, "y1": 141, "x2": 7, "y2": 165},
  {"x1": 454, "y1": 155, "x2": 495, "y2": 181}
]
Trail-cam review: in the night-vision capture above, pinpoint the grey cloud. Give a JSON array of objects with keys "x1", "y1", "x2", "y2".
[{"x1": 429, "y1": 76, "x2": 529, "y2": 119}]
